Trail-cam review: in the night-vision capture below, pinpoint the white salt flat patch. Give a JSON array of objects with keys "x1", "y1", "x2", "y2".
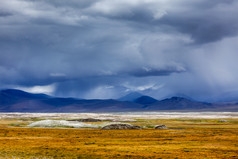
[
  {"x1": 1, "y1": 112, "x2": 238, "y2": 120},
  {"x1": 27, "y1": 120, "x2": 122, "y2": 128},
  {"x1": 27, "y1": 120, "x2": 95, "y2": 128}
]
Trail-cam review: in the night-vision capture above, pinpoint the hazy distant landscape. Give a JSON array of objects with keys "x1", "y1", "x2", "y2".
[{"x1": 1, "y1": 89, "x2": 238, "y2": 113}]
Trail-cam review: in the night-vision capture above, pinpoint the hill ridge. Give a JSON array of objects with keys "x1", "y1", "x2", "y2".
[{"x1": 0, "y1": 89, "x2": 238, "y2": 112}]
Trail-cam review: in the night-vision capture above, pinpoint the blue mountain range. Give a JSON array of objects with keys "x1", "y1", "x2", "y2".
[{"x1": 0, "y1": 89, "x2": 237, "y2": 112}]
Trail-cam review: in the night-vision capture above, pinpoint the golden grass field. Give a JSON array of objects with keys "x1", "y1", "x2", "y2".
[{"x1": 0, "y1": 118, "x2": 238, "y2": 158}]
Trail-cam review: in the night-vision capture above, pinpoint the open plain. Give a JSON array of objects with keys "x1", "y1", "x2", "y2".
[{"x1": 0, "y1": 112, "x2": 238, "y2": 159}]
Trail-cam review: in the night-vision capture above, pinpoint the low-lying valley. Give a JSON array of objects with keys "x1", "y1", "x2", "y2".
[{"x1": 0, "y1": 113, "x2": 238, "y2": 158}]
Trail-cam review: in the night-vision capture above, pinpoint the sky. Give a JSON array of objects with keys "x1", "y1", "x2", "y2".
[{"x1": 1, "y1": 0, "x2": 238, "y2": 102}]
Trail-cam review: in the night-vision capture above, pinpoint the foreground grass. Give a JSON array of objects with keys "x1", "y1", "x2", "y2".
[{"x1": 0, "y1": 119, "x2": 237, "y2": 158}]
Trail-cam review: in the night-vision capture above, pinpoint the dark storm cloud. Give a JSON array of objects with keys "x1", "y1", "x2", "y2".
[
  {"x1": 0, "y1": 0, "x2": 238, "y2": 101},
  {"x1": 0, "y1": 11, "x2": 13, "y2": 17},
  {"x1": 88, "y1": 0, "x2": 238, "y2": 44},
  {"x1": 158, "y1": 5, "x2": 238, "y2": 44}
]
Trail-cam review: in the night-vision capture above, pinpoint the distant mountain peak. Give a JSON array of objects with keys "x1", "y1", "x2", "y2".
[
  {"x1": 0, "y1": 89, "x2": 50, "y2": 99},
  {"x1": 134, "y1": 96, "x2": 158, "y2": 105},
  {"x1": 144, "y1": 96, "x2": 213, "y2": 110},
  {"x1": 118, "y1": 92, "x2": 143, "y2": 102}
]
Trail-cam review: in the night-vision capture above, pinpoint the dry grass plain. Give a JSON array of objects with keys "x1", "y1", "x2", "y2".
[{"x1": 0, "y1": 116, "x2": 238, "y2": 158}]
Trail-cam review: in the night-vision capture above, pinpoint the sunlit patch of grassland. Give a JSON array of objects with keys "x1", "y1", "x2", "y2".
[
  {"x1": 132, "y1": 118, "x2": 238, "y2": 129},
  {"x1": 0, "y1": 119, "x2": 30, "y2": 127},
  {"x1": 0, "y1": 118, "x2": 237, "y2": 158}
]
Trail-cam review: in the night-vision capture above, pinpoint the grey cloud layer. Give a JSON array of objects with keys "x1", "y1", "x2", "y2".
[{"x1": 0, "y1": 0, "x2": 238, "y2": 101}]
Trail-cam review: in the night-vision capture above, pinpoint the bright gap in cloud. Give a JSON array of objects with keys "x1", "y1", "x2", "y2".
[{"x1": 16, "y1": 84, "x2": 55, "y2": 95}]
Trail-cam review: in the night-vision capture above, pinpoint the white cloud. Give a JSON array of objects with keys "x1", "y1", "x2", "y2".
[
  {"x1": 153, "y1": 10, "x2": 167, "y2": 19},
  {"x1": 16, "y1": 84, "x2": 55, "y2": 95},
  {"x1": 123, "y1": 82, "x2": 163, "y2": 92}
]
